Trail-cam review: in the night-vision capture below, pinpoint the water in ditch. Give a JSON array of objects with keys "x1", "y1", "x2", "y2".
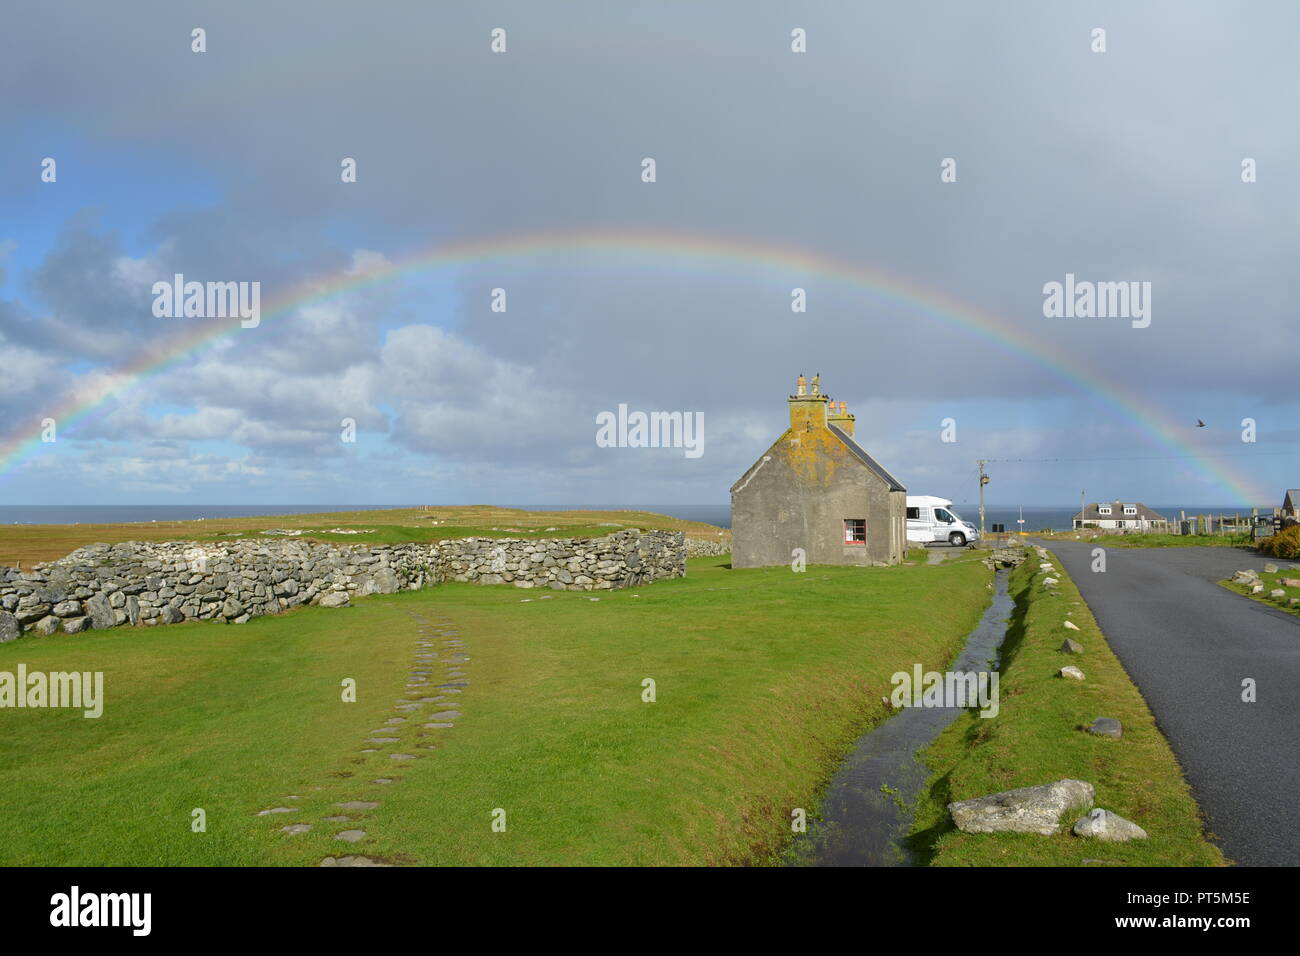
[{"x1": 785, "y1": 569, "x2": 1013, "y2": 867}]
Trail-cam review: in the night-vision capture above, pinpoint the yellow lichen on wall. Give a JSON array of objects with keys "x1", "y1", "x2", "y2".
[{"x1": 777, "y1": 425, "x2": 849, "y2": 486}]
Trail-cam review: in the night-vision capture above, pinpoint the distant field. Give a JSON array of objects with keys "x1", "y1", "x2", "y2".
[
  {"x1": 0, "y1": 555, "x2": 987, "y2": 866},
  {"x1": 0, "y1": 505, "x2": 730, "y2": 567}
]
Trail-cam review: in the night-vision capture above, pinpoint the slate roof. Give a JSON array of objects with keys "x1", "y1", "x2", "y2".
[
  {"x1": 828, "y1": 424, "x2": 906, "y2": 492},
  {"x1": 1284, "y1": 489, "x2": 1300, "y2": 510},
  {"x1": 1072, "y1": 501, "x2": 1166, "y2": 521}
]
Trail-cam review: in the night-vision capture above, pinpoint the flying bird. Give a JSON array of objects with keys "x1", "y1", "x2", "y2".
[{"x1": 1196, "y1": 419, "x2": 1206, "y2": 427}]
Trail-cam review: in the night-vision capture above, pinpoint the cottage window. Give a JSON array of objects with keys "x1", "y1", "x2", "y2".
[
  {"x1": 1124, "y1": 506, "x2": 1137, "y2": 515},
  {"x1": 844, "y1": 519, "x2": 866, "y2": 544},
  {"x1": 1098, "y1": 506, "x2": 1112, "y2": 515}
]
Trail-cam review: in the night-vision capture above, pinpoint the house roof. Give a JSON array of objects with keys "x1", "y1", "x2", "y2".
[
  {"x1": 1284, "y1": 489, "x2": 1300, "y2": 507},
  {"x1": 828, "y1": 424, "x2": 906, "y2": 492},
  {"x1": 1072, "y1": 501, "x2": 1166, "y2": 521}
]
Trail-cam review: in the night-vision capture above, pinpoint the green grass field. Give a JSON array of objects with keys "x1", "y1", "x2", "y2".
[
  {"x1": 909, "y1": 552, "x2": 1225, "y2": 867},
  {"x1": 0, "y1": 554, "x2": 991, "y2": 866}
]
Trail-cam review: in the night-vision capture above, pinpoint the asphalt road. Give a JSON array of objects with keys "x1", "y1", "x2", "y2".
[{"x1": 1033, "y1": 540, "x2": 1299, "y2": 866}]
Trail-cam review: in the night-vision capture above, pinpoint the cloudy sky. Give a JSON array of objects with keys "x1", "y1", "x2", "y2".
[{"x1": 1, "y1": 1, "x2": 1296, "y2": 509}]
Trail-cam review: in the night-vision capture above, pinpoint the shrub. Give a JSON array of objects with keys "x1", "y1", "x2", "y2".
[{"x1": 1258, "y1": 525, "x2": 1300, "y2": 560}]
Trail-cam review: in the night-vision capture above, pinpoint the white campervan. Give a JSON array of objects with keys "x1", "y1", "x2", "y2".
[{"x1": 906, "y1": 495, "x2": 980, "y2": 547}]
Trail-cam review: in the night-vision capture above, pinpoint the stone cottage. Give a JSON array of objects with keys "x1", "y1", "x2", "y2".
[{"x1": 730, "y1": 374, "x2": 907, "y2": 568}]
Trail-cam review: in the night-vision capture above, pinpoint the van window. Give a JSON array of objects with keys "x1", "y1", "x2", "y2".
[
  {"x1": 906, "y1": 507, "x2": 920, "y2": 520},
  {"x1": 934, "y1": 508, "x2": 954, "y2": 523},
  {"x1": 844, "y1": 519, "x2": 866, "y2": 544}
]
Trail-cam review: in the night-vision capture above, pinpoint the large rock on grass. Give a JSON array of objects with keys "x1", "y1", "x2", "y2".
[
  {"x1": 948, "y1": 779, "x2": 1095, "y2": 835},
  {"x1": 0, "y1": 610, "x2": 20, "y2": 643},
  {"x1": 1072, "y1": 808, "x2": 1148, "y2": 841},
  {"x1": 1087, "y1": 717, "x2": 1123, "y2": 739}
]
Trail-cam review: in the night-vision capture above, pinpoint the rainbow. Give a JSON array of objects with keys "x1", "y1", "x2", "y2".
[{"x1": 0, "y1": 227, "x2": 1271, "y2": 503}]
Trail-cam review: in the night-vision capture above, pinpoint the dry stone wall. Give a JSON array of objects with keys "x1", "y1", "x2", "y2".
[
  {"x1": 0, "y1": 529, "x2": 685, "y2": 641},
  {"x1": 683, "y1": 536, "x2": 731, "y2": 557}
]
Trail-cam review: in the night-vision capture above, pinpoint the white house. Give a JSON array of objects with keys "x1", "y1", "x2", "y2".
[{"x1": 1072, "y1": 500, "x2": 1167, "y2": 531}]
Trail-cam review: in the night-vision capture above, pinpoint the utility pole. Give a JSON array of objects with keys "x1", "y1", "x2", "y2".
[
  {"x1": 1080, "y1": 489, "x2": 1085, "y2": 532},
  {"x1": 977, "y1": 460, "x2": 988, "y2": 535}
]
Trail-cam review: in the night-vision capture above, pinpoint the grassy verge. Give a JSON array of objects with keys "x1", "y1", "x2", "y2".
[
  {"x1": 0, "y1": 505, "x2": 730, "y2": 567},
  {"x1": 0, "y1": 554, "x2": 988, "y2": 866},
  {"x1": 909, "y1": 550, "x2": 1225, "y2": 866},
  {"x1": 1220, "y1": 562, "x2": 1300, "y2": 619}
]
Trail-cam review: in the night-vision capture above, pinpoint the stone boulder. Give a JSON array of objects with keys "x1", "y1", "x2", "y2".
[
  {"x1": 1060, "y1": 638, "x2": 1084, "y2": 654},
  {"x1": 372, "y1": 568, "x2": 399, "y2": 595},
  {"x1": 1060, "y1": 665, "x2": 1085, "y2": 680},
  {"x1": 1072, "y1": 808, "x2": 1148, "y2": 841},
  {"x1": 83, "y1": 593, "x2": 115, "y2": 629},
  {"x1": 0, "y1": 610, "x2": 20, "y2": 643},
  {"x1": 1063, "y1": 619, "x2": 1080, "y2": 631},
  {"x1": 319, "y1": 591, "x2": 350, "y2": 608},
  {"x1": 1087, "y1": 717, "x2": 1122, "y2": 739},
  {"x1": 948, "y1": 779, "x2": 1096, "y2": 835}
]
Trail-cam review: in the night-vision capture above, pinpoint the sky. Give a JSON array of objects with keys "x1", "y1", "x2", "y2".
[{"x1": 1, "y1": 1, "x2": 1296, "y2": 509}]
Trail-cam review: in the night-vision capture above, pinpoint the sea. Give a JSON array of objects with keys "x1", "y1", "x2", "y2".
[{"x1": 0, "y1": 503, "x2": 1259, "y2": 531}]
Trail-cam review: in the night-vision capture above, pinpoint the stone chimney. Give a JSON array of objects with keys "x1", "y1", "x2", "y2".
[
  {"x1": 788, "y1": 372, "x2": 829, "y2": 431},
  {"x1": 827, "y1": 399, "x2": 855, "y2": 437}
]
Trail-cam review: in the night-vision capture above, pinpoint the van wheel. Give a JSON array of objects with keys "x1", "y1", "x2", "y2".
[{"x1": 949, "y1": 532, "x2": 967, "y2": 547}]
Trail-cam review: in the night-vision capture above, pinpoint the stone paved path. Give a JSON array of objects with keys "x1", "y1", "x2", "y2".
[{"x1": 253, "y1": 605, "x2": 469, "y2": 867}]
